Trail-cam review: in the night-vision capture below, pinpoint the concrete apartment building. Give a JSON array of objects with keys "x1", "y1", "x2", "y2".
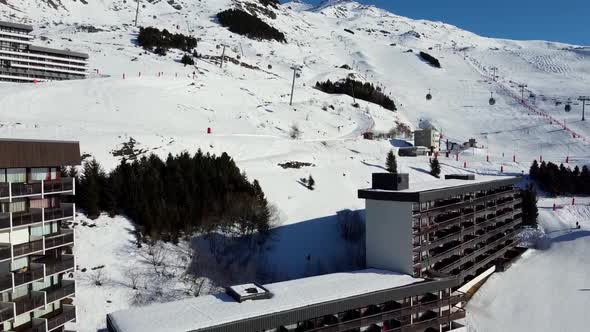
[
  {"x1": 359, "y1": 173, "x2": 524, "y2": 285},
  {"x1": 107, "y1": 172, "x2": 525, "y2": 332},
  {"x1": 414, "y1": 129, "x2": 440, "y2": 152},
  {"x1": 0, "y1": 21, "x2": 88, "y2": 82},
  {"x1": 0, "y1": 139, "x2": 80, "y2": 332}
]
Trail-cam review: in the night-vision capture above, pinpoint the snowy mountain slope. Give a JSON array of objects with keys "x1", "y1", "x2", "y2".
[
  {"x1": 466, "y1": 198, "x2": 590, "y2": 332},
  {"x1": 1, "y1": 1, "x2": 590, "y2": 331}
]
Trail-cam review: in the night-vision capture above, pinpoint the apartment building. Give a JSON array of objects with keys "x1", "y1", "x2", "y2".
[
  {"x1": 106, "y1": 172, "x2": 526, "y2": 332},
  {"x1": 108, "y1": 269, "x2": 466, "y2": 332},
  {"x1": 0, "y1": 139, "x2": 80, "y2": 332},
  {"x1": 358, "y1": 173, "x2": 524, "y2": 285},
  {"x1": 0, "y1": 21, "x2": 88, "y2": 83}
]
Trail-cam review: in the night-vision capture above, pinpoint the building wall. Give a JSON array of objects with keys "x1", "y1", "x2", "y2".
[
  {"x1": 414, "y1": 129, "x2": 440, "y2": 151},
  {"x1": 365, "y1": 199, "x2": 413, "y2": 274}
]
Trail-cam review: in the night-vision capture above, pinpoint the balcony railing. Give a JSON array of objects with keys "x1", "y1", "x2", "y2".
[
  {"x1": 0, "y1": 245, "x2": 10, "y2": 261},
  {"x1": 44, "y1": 204, "x2": 74, "y2": 222},
  {"x1": 44, "y1": 280, "x2": 75, "y2": 304},
  {"x1": 0, "y1": 304, "x2": 14, "y2": 324},
  {"x1": 44, "y1": 230, "x2": 74, "y2": 251},
  {"x1": 0, "y1": 204, "x2": 74, "y2": 232},
  {"x1": 42, "y1": 256, "x2": 75, "y2": 277},
  {"x1": 13, "y1": 238, "x2": 43, "y2": 258},
  {"x1": 12, "y1": 292, "x2": 45, "y2": 315},
  {"x1": 13, "y1": 263, "x2": 45, "y2": 287},
  {"x1": 45, "y1": 304, "x2": 76, "y2": 331},
  {"x1": 0, "y1": 178, "x2": 74, "y2": 200}
]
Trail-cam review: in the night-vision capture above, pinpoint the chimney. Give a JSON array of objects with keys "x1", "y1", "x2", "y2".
[{"x1": 372, "y1": 173, "x2": 409, "y2": 191}]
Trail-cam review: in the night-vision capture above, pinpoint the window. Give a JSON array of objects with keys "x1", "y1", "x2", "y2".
[
  {"x1": 30, "y1": 168, "x2": 49, "y2": 181},
  {"x1": 30, "y1": 224, "x2": 44, "y2": 237},
  {"x1": 6, "y1": 168, "x2": 25, "y2": 183},
  {"x1": 9, "y1": 200, "x2": 26, "y2": 213},
  {"x1": 11, "y1": 257, "x2": 27, "y2": 271}
]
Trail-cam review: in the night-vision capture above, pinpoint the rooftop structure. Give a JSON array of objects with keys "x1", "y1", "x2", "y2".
[
  {"x1": 0, "y1": 20, "x2": 88, "y2": 82},
  {"x1": 108, "y1": 269, "x2": 465, "y2": 332},
  {"x1": 359, "y1": 173, "x2": 524, "y2": 284},
  {"x1": 0, "y1": 138, "x2": 80, "y2": 331}
]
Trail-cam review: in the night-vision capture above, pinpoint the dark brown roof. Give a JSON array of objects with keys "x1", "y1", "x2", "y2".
[
  {"x1": 0, "y1": 21, "x2": 33, "y2": 32},
  {"x1": 28, "y1": 45, "x2": 89, "y2": 59},
  {"x1": 0, "y1": 139, "x2": 80, "y2": 168}
]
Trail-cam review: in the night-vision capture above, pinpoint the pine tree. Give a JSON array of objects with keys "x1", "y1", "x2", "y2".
[
  {"x1": 430, "y1": 158, "x2": 441, "y2": 178},
  {"x1": 521, "y1": 184, "x2": 539, "y2": 228},
  {"x1": 307, "y1": 175, "x2": 315, "y2": 190},
  {"x1": 79, "y1": 159, "x2": 101, "y2": 219},
  {"x1": 386, "y1": 150, "x2": 398, "y2": 173},
  {"x1": 102, "y1": 176, "x2": 117, "y2": 217},
  {"x1": 529, "y1": 160, "x2": 539, "y2": 178},
  {"x1": 181, "y1": 54, "x2": 194, "y2": 66}
]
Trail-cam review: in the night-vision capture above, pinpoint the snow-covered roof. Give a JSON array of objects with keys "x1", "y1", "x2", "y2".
[
  {"x1": 359, "y1": 175, "x2": 521, "y2": 203},
  {"x1": 397, "y1": 176, "x2": 519, "y2": 194},
  {"x1": 107, "y1": 269, "x2": 421, "y2": 332}
]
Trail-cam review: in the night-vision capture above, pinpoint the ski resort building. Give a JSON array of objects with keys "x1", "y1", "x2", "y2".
[
  {"x1": 108, "y1": 269, "x2": 466, "y2": 332},
  {"x1": 358, "y1": 173, "x2": 524, "y2": 285},
  {"x1": 0, "y1": 21, "x2": 88, "y2": 82},
  {"x1": 106, "y1": 173, "x2": 525, "y2": 332},
  {"x1": 414, "y1": 129, "x2": 440, "y2": 152},
  {"x1": 0, "y1": 139, "x2": 80, "y2": 332}
]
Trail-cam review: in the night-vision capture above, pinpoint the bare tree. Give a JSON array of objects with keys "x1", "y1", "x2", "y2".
[
  {"x1": 90, "y1": 268, "x2": 106, "y2": 286},
  {"x1": 140, "y1": 241, "x2": 167, "y2": 275},
  {"x1": 126, "y1": 266, "x2": 142, "y2": 290}
]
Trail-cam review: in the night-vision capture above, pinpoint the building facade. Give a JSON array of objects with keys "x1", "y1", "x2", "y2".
[
  {"x1": 0, "y1": 21, "x2": 88, "y2": 83},
  {"x1": 359, "y1": 173, "x2": 524, "y2": 285},
  {"x1": 0, "y1": 139, "x2": 80, "y2": 332},
  {"x1": 414, "y1": 129, "x2": 440, "y2": 152}
]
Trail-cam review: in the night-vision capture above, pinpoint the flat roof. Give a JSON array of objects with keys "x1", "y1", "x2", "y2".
[
  {"x1": 29, "y1": 45, "x2": 89, "y2": 59},
  {"x1": 0, "y1": 20, "x2": 33, "y2": 32},
  {"x1": 0, "y1": 139, "x2": 80, "y2": 168},
  {"x1": 107, "y1": 269, "x2": 427, "y2": 332},
  {"x1": 359, "y1": 176, "x2": 521, "y2": 203}
]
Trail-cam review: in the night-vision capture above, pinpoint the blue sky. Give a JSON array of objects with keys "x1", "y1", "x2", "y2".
[{"x1": 301, "y1": 0, "x2": 588, "y2": 46}]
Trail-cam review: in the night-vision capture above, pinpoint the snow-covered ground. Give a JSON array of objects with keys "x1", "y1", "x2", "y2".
[
  {"x1": 466, "y1": 199, "x2": 590, "y2": 332},
  {"x1": 1, "y1": 0, "x2": 589, "y2": 331}
]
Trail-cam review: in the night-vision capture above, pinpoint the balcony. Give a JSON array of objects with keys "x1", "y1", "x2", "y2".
[
  {"x1": 44, "y1": 280, "x2": 75, "y2": 304},
  {"x1": 0, "y1": 244, "x2": 10, "y2": 261},
  {"x1": 0, "y1": 178, "x2": 74, "y2": 201},
  {"x1": 29, "y1": 304, "x2": 76, "y2": 332},
  {"x1": 0, "y1": 303, "x2": 14, "y2": 324},
  {"x1": 12, "y1": 291, "x2": 45, "y2": 316},
  {"x1": 43, "y1": 230, "x2": 74, "y2": 251},
  {"x1": 35, "y1": 255, "x2": 75, "y2": 277},
  {"x1": 44, "y1": 204, "x2": 75, "y2": 222},
  {"x1": 0, "y1": 263, "x2": 45, "y2": 293},
  {"x1": 0, "y1": 204, "x2": 75, "y2": 233},
  {"x1": 13, "y1": 263, "x2": 45, "y2": 288},
  {"x1": 13, "y1": 238, "x2": 43, "y2": 258}
]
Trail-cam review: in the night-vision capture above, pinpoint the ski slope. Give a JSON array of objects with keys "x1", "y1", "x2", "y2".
[
  {"x1": 1, "y1": 0, "x2": 589, "y2": 331},
  {"x1": 466, "y1": 198, "x2": 590, "y2": 332}
]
